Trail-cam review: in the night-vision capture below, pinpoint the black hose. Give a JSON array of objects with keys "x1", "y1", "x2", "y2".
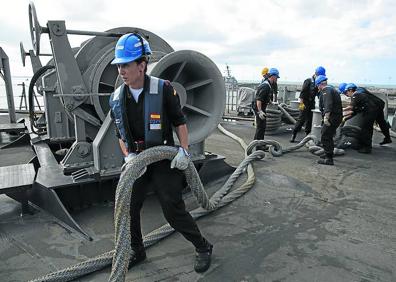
[{"x1": 28, "y1": 65, "x2": 55, "y2": 135}]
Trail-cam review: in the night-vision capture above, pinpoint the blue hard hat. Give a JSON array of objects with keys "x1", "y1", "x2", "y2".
[
  {"x1": 111, "y1": 33, "x2": 152, "y2": 65},
  {"x1": 315, "y1": 66, "x2": 326, "y2": 76},
  {"x1": 345, "y1": 83, "x2": 357, "y2": 92},
  {"x1": 268, "y1": 67, "x2": 280, "y2": 78},
  {"x1": 315, "y1": 75, "x2": 327, "y2": 86},
  {"x1": 338, "y1": 82, "x2": 347, "y2": 94}
]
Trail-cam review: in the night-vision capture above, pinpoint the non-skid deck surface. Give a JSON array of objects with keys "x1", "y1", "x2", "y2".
[
  {"x1": 0, "y1": 145, "x2": 35, "y2": 167},
  {"x1": 0, "y1": 163, "x2": 35, "y2": 192}
]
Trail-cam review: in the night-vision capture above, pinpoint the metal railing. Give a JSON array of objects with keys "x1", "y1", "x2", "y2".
[
  {"x1": 0, "y1": 81, "x2": 44, "y2": 112},
  {"x1": 224, "y1": 82, "x2": 300, "y2": 116},
  {"x1": 225, "y1": 83, "x2": 239, "y2": 114}
]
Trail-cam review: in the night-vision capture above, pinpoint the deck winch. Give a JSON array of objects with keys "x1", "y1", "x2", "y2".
[{"x1": 15, "y1": 1, "x2": 230, "y2": 239}]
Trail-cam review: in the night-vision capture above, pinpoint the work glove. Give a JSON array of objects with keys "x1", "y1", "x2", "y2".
[
  {"x1": 124, "y1": 152, "x2": 137, "y2": 163},
  {"x1": 170, "y1": 147, "x2": 190, "y2": 170},
  {"x1": 323, "y1": 113, "x2": 331, "y2": 126},
  {"x1": 258, "y1": 110, "x2": 266, "y2": 120},
  {"x1": 298, "y1": 102, "x2": 305, "y2": 111},
  {"x1": 121, "y1": 153, "x2": 146, "y2": 177},
  {"x1": 343, "y1": 109, "x2": 353, "y2": 117}
]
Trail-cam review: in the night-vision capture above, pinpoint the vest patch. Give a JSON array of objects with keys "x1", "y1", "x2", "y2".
[{"x1": 150, "y1": 113, "x2": 161, "y2": 130}]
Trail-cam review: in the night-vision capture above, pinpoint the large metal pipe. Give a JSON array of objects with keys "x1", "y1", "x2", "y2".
[
  {"x1": 312, "y1": 109, "x2": 322, "y2": 127},
  {"x1": 310, "y1": 109, "x2": 323, "y2": 142}
]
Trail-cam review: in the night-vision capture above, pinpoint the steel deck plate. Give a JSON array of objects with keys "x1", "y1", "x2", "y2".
[
  {"x1": 0, "y1": 163, "x2": 35, "y2": 193},
  {"x1": 0, "y1": 123, "x2": 26, "y2": 133}
]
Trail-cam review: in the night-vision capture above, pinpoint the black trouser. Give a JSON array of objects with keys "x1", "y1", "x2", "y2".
[
  {"x1": 321, "y1": 118, "x2": 342, "y2": 158},
  {"x1": 358, "y1": 112, "x2": 376, "y2": 149},
  {"x1": 254, "y1": 114, "x2": 266, "y2": 141},
  {"x1": 129, "y1": 159, "x2": 207, "y2": 252},
  {"x1": 293, "y1": 108, "x2": 313, "y2": 135},
  {"x1": 374, "y1": 107, "x2": 391, "y2": 139}
]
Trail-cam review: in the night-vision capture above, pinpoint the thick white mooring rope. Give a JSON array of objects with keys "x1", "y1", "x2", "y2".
[
  {"x1": 30, "y1": 127, "x2": 265, "y2": 282},
  {"x1": 30, "y1": 124, "x2": 342, "y2": 282}
]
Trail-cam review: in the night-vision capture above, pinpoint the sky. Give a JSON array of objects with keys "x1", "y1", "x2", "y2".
[{"x1": 1, "y1": 0, "x2": 395, "y2": 86}]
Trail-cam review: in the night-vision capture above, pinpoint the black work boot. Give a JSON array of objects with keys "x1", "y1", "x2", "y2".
[
  {"x1": 379, "y1": 137, "x2": 392, "y2": 145},
  {"x1": 128, "y1": 248, "x2": 146, "y2": 269},
  {"x1": 194, "y1": 243, "x2": 213, "y2": 273},
  {"x1": 317, "y1": 158, "x2": 334, "y2": 165},
  {"x1": 290, "y1": 132, "x2": 297, "y2": 143}
]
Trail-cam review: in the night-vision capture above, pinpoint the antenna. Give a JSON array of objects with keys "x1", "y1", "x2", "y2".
[{"x1": 225, "y1": 64, "x2": 231, "y2": 77}]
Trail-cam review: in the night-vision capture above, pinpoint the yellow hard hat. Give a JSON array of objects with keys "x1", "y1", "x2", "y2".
[{"x1": 261, "y1": 67, "x2": 269, "y2": 76}]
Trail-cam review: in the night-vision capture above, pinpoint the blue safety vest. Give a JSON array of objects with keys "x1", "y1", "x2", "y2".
[{"x1": 109, "y1": 76, "x2": 164, "y2": 151}]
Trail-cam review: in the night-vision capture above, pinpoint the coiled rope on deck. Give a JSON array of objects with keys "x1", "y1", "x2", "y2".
[
  {"x1": 264, "y1": 107, "x2": 282, "y2": 134},
  {"x1": 30, "y1": 128, "x2": 265, "y2": 282},
  {"x1": 246, "y1": 134, "x2": 344, "y2": 157}
]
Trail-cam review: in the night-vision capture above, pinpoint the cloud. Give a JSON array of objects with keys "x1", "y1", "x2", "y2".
[
  {"x1": 1, "y1": 0, "x2": 395, "y2": 85},
  {"x1": 213, "y1": 32, "x2": 300, "y2": 65},
  {"x1": 0, "y1": 24, "x2": 29, "y2": 47},
  {"x1": 161, "y1": 21, "x2": 227, "y2": 42}
]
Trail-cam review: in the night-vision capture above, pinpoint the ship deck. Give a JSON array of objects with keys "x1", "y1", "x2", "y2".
[{"x1": 0, "y1": 118, "x2": 395, "y2": 282}]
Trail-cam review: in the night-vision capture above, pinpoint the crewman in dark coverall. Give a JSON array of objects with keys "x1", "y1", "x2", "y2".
[
  {"x1": 344, "y1": 83, "x2": 392, "y2": 153},
  {"x1": 109, "y1": 33, "x2": 212, "y2": 273},
  {"x1": 316, "y1": 75, "x2": 343, "y2": 165},
  {"x1": 290, "y1": 66, "x2": 325, "y2": 142},
  {"x1": 253, "y1": 68, "x2": 280, "y2": 149}
]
